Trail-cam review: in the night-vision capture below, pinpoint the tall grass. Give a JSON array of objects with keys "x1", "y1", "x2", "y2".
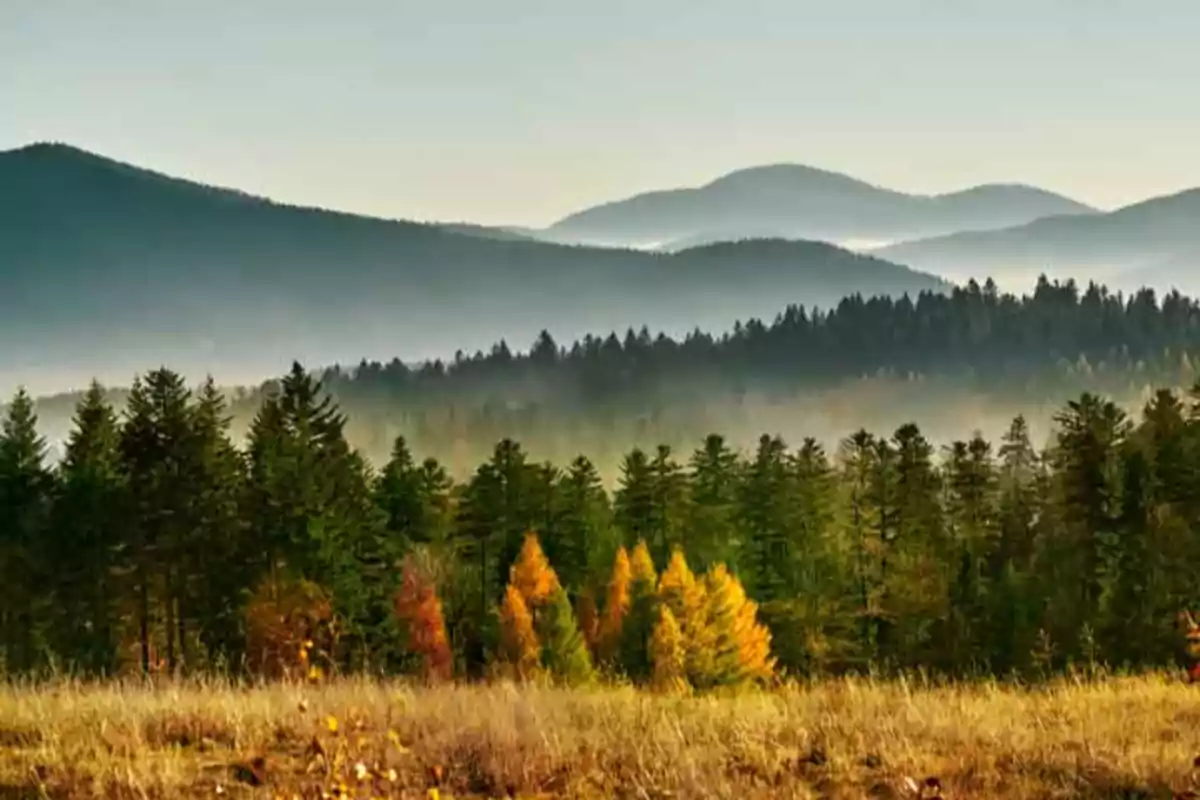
[{"x1": 3, "y1": 674, "x2": 1200, "y2": 798}]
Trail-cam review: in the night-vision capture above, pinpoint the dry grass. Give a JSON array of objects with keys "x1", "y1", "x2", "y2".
[{"x1": 3, "y1": 674, "x2": 1200, "y2": 798}]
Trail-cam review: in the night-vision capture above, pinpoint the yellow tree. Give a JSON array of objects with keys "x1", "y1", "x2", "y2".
[
  {"x1": 509, "y1": 532, "x2": 560, "y2": 608},
  {"x1": 650, "y1": 605, "x2": 689, "y2": 694},
  {"x1": 598, "y1": 546, "x2": 632, "y2": 663},
  {"x1": 704, "y1": 564, "x2": 775, "y2": 688},
  {"x1": 498, "y1": 584, "x2": 541, "y2": 680},
  {"x1": 657, "y1": 548, "x2": 715, "y2": 686}
]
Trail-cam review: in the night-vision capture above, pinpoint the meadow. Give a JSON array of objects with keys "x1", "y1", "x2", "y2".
[{"x1": 4, "y1": 675, "x2": 1200, "y2": 799}]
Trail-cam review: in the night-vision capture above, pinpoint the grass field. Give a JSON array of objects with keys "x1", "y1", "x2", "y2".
[{"x1": 4, "y1": 675, "x2": 1200, "y2": 798}]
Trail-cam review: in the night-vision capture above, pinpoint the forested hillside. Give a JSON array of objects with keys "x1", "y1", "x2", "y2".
[
  {"x1": 4, "y1": 354, "x2": 1200, "y2": 685},
  {"x1": 0, "y1": 143, "x2": 944, "y2": 394},
  {"x1": 22, "y1": 276, "x2": 1200, "y2": 476},
  {"x1": 268, "y1": 276, "x2": 1200, "y2": 470}
]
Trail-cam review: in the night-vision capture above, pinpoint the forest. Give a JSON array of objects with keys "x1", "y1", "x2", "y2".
[
  {"x1": 4, "y1": 347, "x2": 1200, "y2": 689},
  {"x1": 258, "y1": 276, "x2": 1200, "y2": 471}
]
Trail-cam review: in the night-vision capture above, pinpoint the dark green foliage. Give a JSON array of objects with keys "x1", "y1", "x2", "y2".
[
  {"x1": 13, "y1": 349, "x2": 1200, "y2": 682},
  {"x1": 49, "y1": 382, "x2": 126, "y2": 674},
  {"x1": 0, "y1": 389, "x2": 53, "y2": 672}
]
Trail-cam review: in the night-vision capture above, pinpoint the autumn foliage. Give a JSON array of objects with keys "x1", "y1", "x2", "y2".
[
  {"x1": 244, "y1": 575, "x2": 336, "y2": 680},
  {"x1": 394, "y1": 557, "x2": 453, "y2": 683},
  {"x1": 498, "y1": 584, "x2": 541, "y2": 680}
]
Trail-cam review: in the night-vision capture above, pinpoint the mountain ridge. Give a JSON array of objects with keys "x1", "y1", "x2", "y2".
[
  {"x1": 0, "y1": 143, "x2": 948, "y2": 395},
  {"x1": 878, "y1": 186, "x2": 1200, "y2": 290},
  {"x1": 544, "y1": 162, "x2": 1098, "y2": 248}
]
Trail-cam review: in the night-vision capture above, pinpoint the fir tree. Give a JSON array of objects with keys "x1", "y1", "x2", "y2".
[
  {"x1": 48, "y1": 382, "x2": 125, "y2": 674},
  {"x1": 0, "y1": 389, "x2": 52, "y2": 673}
]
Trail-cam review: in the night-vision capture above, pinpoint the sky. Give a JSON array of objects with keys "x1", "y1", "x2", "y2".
[{"x1": 4, "y1": 0, "x2": 1199, "y2": 227}]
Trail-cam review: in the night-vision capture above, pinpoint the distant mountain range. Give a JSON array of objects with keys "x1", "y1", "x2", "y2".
[
  {"x1": 878, "y1": 188, "x2": 1200, "y2": 292},
  {"x1": 0, "y1": 143, "x2": 947, "y2": 395},
  {"x1": 542, "y1": 164, "x2": 1098, "y2": 249}
]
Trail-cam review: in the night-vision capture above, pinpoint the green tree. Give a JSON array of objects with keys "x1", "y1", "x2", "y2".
[
  {"x1": 49, "y1": 382, "x2": 126, "y2": 674},
  {"x1": 538, "y1": 585, "x2": 596, "y2": 685},
  {"x1": 0, "y1": 389, "x2": 53, "y2": 673}
]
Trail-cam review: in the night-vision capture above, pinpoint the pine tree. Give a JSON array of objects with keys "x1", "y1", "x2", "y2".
[
  {"x1": 549, "y1": 455, "x2": 614, "y2": 594},
  {"x1": 614, "y1": 448, "x2": 654, "y2": 548},
  {"x1": 740, "y1": 434, "x2": 793, "y2": 603},
  {"x1": 119, "y1": 369, "x2": 194, "y2": 674},
  {"x1": 538, "y1": 585, "x2": 596, "y2": 685},
  {"x1": 49, "y1": 382, "x2": 126, "y2": 674},
  {"x1": 687, "y1": 434, "x2": 742, "y2": 573},
  {"x1": 185, "y1": 377, "x2": 247, "y2": 669},
  {"x1": 0, "y1": 388, "x2": 53, "y2": 673}
]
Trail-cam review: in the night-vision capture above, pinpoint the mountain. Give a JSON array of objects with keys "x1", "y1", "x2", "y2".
[
  {"x1": 877, "y1": 188, "x2": 1200, "y2": 291},
  {"x1": 0, "y1": 143, "x2": 948, "y2": 395},
  {"x1": 543, "y1": 163, "x2": 1096, "y2": 248}
]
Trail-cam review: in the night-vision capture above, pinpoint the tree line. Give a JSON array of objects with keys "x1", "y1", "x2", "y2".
[
  {"x1": 5, "y1": 357, "x2": 1200, "y2": 683},
  {"x1": 255, "y1": 277, "x2": 1200, "y2": 471}
]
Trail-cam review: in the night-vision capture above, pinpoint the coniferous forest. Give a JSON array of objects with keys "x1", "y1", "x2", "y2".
[{"x1": 6, "y1": 321, "x2": 1200, "y2": 687}]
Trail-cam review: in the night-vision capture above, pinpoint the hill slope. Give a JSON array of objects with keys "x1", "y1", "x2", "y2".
[
  {"x1": 544, "y1": 163, "x2": 1096, "y2": 248},
  {"x1": 878, "y1": 188, "x2": 1200, "y2": 290},
  {"x1": 0, "y1": 143, "x2": 948, "y2": 394}
]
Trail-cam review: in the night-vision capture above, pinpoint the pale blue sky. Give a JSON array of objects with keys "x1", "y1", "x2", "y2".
[{"x1": 4, "y1": 0, "x2": 1198, "y2": 226}]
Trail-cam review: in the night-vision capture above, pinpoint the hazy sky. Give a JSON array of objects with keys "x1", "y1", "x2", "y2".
[{"x1": 4, "y1": 0, "x2": 1198, "y2": 226}]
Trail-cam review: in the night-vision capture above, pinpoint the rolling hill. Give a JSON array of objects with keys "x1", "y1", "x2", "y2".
[
  {"x1": 543, "y1": 163, "x2": 1096, "y2": 249},
  {"x1": 878, "y1": 187, "x2": 1200, "y2": 291},
  {"x1": 0, "y1": 143, "x2": 949, "y2": 395}
]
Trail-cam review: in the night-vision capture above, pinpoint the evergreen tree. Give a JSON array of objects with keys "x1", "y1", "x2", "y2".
[
  {"x1": 0, "y1": 389, "x2": 53, "y2": 673},
  {"x1": 49, "y1": 383, "x2": 126, "y2": 674},
  {"x1": 548, "y1": 455, "x2": 613, "y2": 594},
  {"x1": 687, "y1": 434, "x2": 742, "y2": 572},
  {"x1": 119, "y1": 369, "x2": 195, "y2": 674}
]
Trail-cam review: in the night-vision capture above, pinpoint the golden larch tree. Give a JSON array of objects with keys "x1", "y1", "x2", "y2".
[
  {"x1": 619, "y1": 539, "x2": 661, "y2": 681},
  {"x1": 510, "y1": 532, "x2": 561, "y2": 608},
  {"x1": 598, "y1": 545, "x2": 632, "y2": 663},
  {"x1": 657, "y1": 547, "x2": 716, "y2": 686},
  {"x1": 650, "y1": 605, "x2": 690, "y2": 694},
  {"x1": 704, "y1": 564, "x2": 776, "y2": 688},
  {"x1": 498, "y1": 584, "x2": 541, "y2": 680}
]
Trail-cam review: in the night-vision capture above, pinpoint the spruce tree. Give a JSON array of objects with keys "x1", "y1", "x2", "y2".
[
  {"x1": 0, "y1": 389, "x2": 53, "y2": 673},
  {"x1": 50, "y1": 382, "x2": 126, "y2": 674},
  {"x1": 687, "y1": 434, "x2": 742, "y2": 573}
]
